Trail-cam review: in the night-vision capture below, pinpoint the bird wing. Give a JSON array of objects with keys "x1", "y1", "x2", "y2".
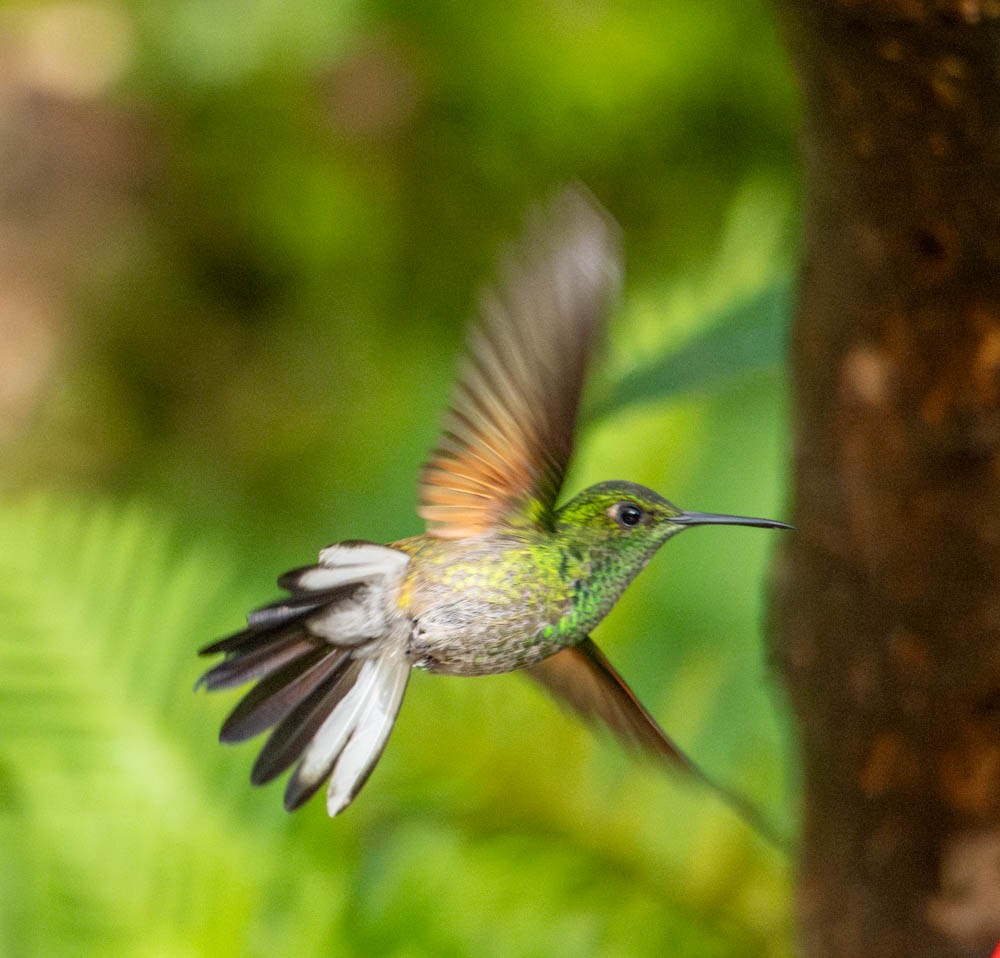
[
  {"x1": 418, "y1": 185, "x2": 623, "y2": 539},
  {"x1": 527, "y1": 638, "x2": 789, "y2": 848},
  {"x1": 526, "y1": 637, "x2": 694, "y2": 769}
]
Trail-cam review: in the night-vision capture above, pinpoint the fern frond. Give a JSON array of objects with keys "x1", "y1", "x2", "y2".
[{"x1": 0, "y1": 497, "x2": 347, "y2": 957}]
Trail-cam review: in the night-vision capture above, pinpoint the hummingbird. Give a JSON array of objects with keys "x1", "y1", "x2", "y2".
[{"x1": 197, "y1": 186, "x2": 790, "y2": 827}]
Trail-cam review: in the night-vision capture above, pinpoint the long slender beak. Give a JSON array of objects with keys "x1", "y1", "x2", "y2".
[{"x1": 674, "y1": 510, "x2": 793, "y2": 531}]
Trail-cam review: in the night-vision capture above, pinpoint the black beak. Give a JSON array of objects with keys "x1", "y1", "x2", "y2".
[{"x1": 674, "y1": 510, "x2": 793, "y2": 531}]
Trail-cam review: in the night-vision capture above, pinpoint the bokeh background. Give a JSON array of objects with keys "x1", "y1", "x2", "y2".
[{"x1": 0, "y1": 0, "x2": 800, "y2": 954}]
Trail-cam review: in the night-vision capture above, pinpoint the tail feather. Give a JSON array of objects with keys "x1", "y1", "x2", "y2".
[
  {"x1": 276, "y1": 542, "x2": 399, "y2": 591},
  {"x1": 246, "y1": 582, "x2": 362, "y2": 630},
  {"x1": 250, "y1": 655, "x2": 363, "y2": 787},
  {"x1": 197, "y1": 629, "x2": 318, "y2": 691},
  {"x1": 220, "y1": 646, "x2": 345, "y2": 744},
  {"x1": 198, "y1": 583, "x2": 359, "y2": 657},
  {"x1": 323, "y1": 647, "x2": 410, "y2": 815},
  {"x1": 197, "y1": 540, "x2": 412, "y2": 817},
  {"x1": 198, "y1": 624, "x2": 281, "y2": 658},
  {"x1": 286, "y1": 646, "x2": 410, "y2": 814}
]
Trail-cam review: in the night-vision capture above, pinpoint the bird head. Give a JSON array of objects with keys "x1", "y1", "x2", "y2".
[{"x1": 554, "y1": 480, "x2": 790, "y2": 562}]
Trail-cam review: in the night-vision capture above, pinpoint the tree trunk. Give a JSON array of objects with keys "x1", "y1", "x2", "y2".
[{"x1": 772, "y1": 2, "x2": 1000, "y2": 955}]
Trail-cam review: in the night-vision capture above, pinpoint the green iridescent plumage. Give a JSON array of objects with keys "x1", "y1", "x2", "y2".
[{"x1": 197, "y1": 186, "x2": 790, "y2": 831}]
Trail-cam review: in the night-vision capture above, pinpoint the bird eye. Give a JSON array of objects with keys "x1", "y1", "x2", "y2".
[{"x1": 613, "y1": 502, "x2": 644, "y2": 528}]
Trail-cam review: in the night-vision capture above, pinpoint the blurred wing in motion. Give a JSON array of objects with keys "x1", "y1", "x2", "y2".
[
  {"x1": 527, "y1": 638, "x2": 789, "y2": 848},
  {"x1": 527, "y1": 637, "x2": 693, "y2": 769},
  {"x1": 419, "y1": 185, "x2": 623, "y2": 539}
]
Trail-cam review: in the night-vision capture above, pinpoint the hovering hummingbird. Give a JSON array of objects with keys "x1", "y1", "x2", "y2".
[{"x1": 198, "y1": 186, "x2": 790, "y2": 826}]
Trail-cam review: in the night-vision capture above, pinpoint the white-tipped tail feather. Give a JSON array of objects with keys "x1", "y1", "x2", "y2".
[
  {"x1": 316, "y1": 646, "x2": 409, "y2": 816},
  {"x1": 198, "y1": 541, "x2": 411, "y2": 815}
]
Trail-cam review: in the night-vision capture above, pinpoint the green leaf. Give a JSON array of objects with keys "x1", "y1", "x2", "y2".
[{"x1": 591, "y1": 277, "x2": 791, "y2": 421}]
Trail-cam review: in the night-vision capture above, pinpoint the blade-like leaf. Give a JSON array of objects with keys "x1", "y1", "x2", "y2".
[{"x1": 590, "y1": 277, "x2": 791, "y2": 421}]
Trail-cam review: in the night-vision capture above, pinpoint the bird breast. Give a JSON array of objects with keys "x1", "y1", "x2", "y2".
[{"x1": 395, "y1": 537, "x2": 577, "y2": 676}]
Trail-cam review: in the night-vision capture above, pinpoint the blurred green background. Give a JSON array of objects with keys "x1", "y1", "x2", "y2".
[{"x1": 0, "y1": 0, "x2": 799, "y2": 954}]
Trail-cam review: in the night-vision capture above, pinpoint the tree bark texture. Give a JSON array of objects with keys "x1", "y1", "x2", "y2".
[{"x1": 772, "y1": 2, "x2": 1000, "y2": 955}]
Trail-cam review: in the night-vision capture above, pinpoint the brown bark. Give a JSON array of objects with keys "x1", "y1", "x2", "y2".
[{"x1": 772, "y1": 2, "x2": 1000, "y2": 955}]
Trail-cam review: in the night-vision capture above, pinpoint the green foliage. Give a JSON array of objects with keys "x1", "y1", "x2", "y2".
[{"x1": 0, "y1": 499, "x2": 271, "y2": 955}]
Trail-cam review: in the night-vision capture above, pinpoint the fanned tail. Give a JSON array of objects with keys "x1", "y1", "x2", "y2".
[{"x1": 197, "y1": 542, "x2": 411, "y2": 815}]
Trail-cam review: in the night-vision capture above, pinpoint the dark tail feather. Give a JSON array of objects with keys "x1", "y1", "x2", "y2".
[
  {"x1": 219, "y1": 646, "x2": 346, "y2": 744},
  {"x1": 246, "y1": 591, "x2": 350, "y2": 630},
  {"x1": 250, "y1": 657, "x2": 363, "y2": 788},
  {"x1": 199, "y1": 624, "x2": 278, "y2": 658},
  {"x1": 199, "y1": 584, "x2": 364, "y2": 658},
  {"x1": 197, "y1": 629, "x2": 319, "y2": 691}
]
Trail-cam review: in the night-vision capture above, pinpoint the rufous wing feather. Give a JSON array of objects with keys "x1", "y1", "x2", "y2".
[
  {"x1": 418, "y1": 185, "x2": 623, "y2": 539},
  {"x1": 527, "y1": 637, "x2": 694, "y2": 769},
  {"x1": 527, "y1": 638, "x2": 790, "y2": 848}
]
